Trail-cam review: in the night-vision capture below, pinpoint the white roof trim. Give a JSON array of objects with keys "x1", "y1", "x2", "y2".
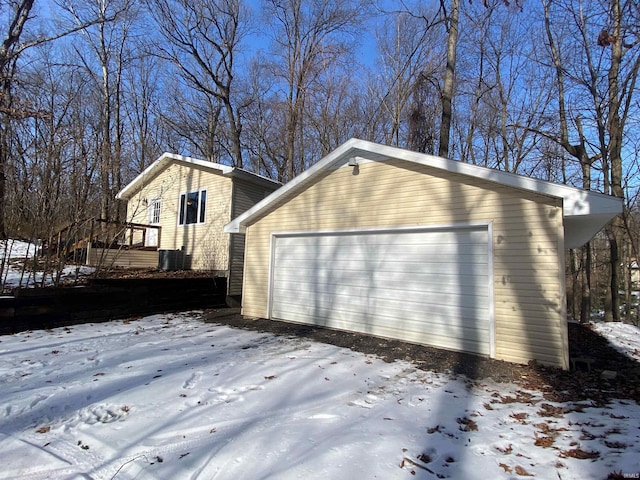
[
  {"x1": 116, "y1": 153, "x2": 279, "y2": 200},
  {"x1": 224, "y1": 138, "x2": 622, "y2": 248}
]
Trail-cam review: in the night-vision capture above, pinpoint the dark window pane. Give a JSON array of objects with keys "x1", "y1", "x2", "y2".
[
  {"x1": 179, "y1": 194, "x2": 186, "y2": 225},
  {"x1": 185, "y1": 191, "x2": 199, "y2": 224},
  {"x1": 199, "y1": 190, "x2": 207, "y2": 223}
]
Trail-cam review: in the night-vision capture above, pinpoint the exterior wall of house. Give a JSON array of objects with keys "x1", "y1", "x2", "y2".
[
  {"x1": 241, "y1": 159, "x2": 568, "y2": 368},
  {"x1": 126, "y1": 162, "x2": 232, "y2": 272},
  {"x1": 228, "y1": 178, "x2": 279, "y2": 296}
]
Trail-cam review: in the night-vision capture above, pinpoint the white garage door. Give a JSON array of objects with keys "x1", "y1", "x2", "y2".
[{"x1": 269, "y1": 226, "x2": 493, "y2": 356}]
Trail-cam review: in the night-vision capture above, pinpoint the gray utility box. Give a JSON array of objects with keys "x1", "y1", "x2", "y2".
[{"x1": 158, "y1": 249, "x2": 184, "y2": 271}]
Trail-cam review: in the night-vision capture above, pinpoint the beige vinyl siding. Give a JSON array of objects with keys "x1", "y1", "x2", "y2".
[
  {"x1": 231, "y1": 178, "x2": 276, "y2": 217},
  {"x1": 242, "y1": 159, "x2": 568, "y2": 368},
  {"x1": 87, "y1": 247, "x2": 158, "y2": 268},
  {"x1": 228, "y1": 234, "x2": 245, "y2": 295},
  {"x1": 228, "y1": 179, "x2": 279, "y2": 296},
  {"x1": 126, "y1": 163, "x2": 232, "y2": 272}
]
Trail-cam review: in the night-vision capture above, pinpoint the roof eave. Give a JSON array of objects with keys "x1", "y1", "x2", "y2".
[
  {"x1": 223, "y1": 138, "x2": 624, "y2": 244},
  {"x1": 224, "y1": 168, "x2": 282, "y2": 188},
  {"x1": 224, "y1": 140, "x2": 360, "y2": 234},
  {"x1": 564, "y1": 213, "x2": 619, "y2": 249},
  {"x1": 116, "y1": 153, "x2": 236, "y2": 201}
]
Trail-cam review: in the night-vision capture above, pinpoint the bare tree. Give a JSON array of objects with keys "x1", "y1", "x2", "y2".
[
  {"x1": 541, "y1": 0, "x2": 640, "y2": 322},
  {"x1": 459, "y1": 2, "x2": 551, "y2": 173},
  {"x1": 122, "y1": 50, "x2": 165, "y2": 176},
  {"x1": 263, "y1": 0, "x2": 363, "y2": 181},
  {"x1": 0, "y1": 0, "x2": 36, "y2": 240},
  {"x1": 0, "y1": 0, "x2": 118, "y2": 239},
  {"x1": 438, "y1": 0, "x2": 459, "y2": 159},
  {"x1": 602, "y1": 0, "x2": 640, "y2": 322},
  {"x1": 306, "y1": 63, "x2": 360, "y2": 156},
  {"x1": 62, "y1": 0, "x2": 139, "y2": 222},
  {"x1": 407, "y1": 71, "x2": 439, "y2": 153},
  {"x1": 146, "y1": 0, "x2": 247, "y2": 167},
  {"x1": 372, "y1": 8, "x2": 441, "y2": 149}
]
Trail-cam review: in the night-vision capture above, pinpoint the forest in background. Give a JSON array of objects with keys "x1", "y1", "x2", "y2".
[{"x1": 0, "y1": 0, "x2": 639, "y2": 324}]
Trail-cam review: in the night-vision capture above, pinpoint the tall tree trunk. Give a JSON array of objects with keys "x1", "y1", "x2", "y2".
[
  {"x1": 100, "y1": 61, "x2": 111, "y2": 222},
  {"x1": 579, "y1": 132, "x2": 592, "y2": 323},
  {"x1": 0, "y1": 0, "x2": 35, "y2": 239},
  {"x1": 605, "y1": 0, "x2": 626, "y2": 322},
  {"x1": 224, "y1": 98, "x2": 243, "y2": 168},
  {"x1": 0, "y1": 108, "x2": 8, "y2": 239},
  {"x1": 438, "y1": 0, "x2": 459, "y2": 159},
  {"x1": 544, "y1": 0, "x2": 601, "y2": 320},
  {"x1": 580, "y1": 243, "x2": 592, "y2": 323}
]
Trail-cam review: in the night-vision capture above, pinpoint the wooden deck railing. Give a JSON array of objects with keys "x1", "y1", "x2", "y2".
[{"x1": 46, "y1": 218, "x2": 161, "y2": 264}]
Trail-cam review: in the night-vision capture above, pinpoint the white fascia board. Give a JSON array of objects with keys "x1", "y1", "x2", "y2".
[
  {"x1": 348, "y1": 140, "x2": 623, "y2": 218},
  {"x1": 116, "y1": 153, "x2": 233, "y2": 200}
]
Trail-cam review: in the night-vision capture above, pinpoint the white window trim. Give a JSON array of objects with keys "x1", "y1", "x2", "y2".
[
  {"x1": 148, "y1": 198, "x2": 162, "y2": 225},
  {"x1": 178, "y1": 189, "x2": 207, "y2": 226}
]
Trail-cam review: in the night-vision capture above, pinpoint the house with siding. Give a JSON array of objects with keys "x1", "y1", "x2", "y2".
[
  {"x1": 116, "y1": 153, "x2": 281, "y2": 298},
  {"x1": 225, "y1": 138, "x2": 622, "y2": 369}
]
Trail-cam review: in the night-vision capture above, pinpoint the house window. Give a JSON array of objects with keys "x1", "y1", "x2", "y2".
[
  {"x1": 179, "y1": 190, "x2": 207, "y2": 225},
  {"x1": 149, "y1": 198, "x2": 161, "y2": 224}
]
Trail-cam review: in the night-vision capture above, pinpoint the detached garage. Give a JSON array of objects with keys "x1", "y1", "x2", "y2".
[{"x1": 225, "y1": 139, "x2": 622, "y2": 369}]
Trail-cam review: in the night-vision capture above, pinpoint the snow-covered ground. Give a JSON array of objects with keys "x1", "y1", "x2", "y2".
[
  {"x1": 593, "y1": 321, "x2": 640, "y2": 362},
  {"x1": 1, "y1": 239, "x2": 37, "y2": 259},
  {"x1": 1, "y1": 239, "x2": 94, "y2": 290},
  {"x1": 0, "y1": 312, "x2": 639, "y2": 479}
]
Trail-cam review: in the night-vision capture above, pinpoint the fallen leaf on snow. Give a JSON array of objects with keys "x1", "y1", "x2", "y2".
[
  {"x1": 495, "y1": 444, "x2": 513, "y2": 454},
  {"x1": 604, "y1": 440, "x2": 627, "y2": 449},
  {"x1": 560, "y1": 448, "x2": 600, "y2": 459},
  {"x1": 510, "y1": 412, "x2": 528, "y2": 422},
  {"x1": 457, "y1": 417, "x2": 478, "y2": 432},
  {"x1": 514, "y1": 465, "x2": 533, "y2": 476},
  {"x1": 538, "y1": 403, "x2": 567, "y2": 418},
  {"x1": 534, "y1": 433, "x2": 554, "y2": 448}
]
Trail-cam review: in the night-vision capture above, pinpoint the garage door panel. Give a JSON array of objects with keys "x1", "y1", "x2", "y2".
[
  {"x1": 275, "y1": 241, "x2": 489, "y2": 258},
  {"x1": 275, "y1": 243, "x2": 488, "y2": 263},
  {"x1": 272, "y1": 281, "x2": 490, "y2": 310},
  {"x1": 270, "y1": 227, "x2": 491, "y2": 356},
  {"x1": 272, "y1": 271, "x2": 488, "y2": 295},
  {"x1": 273, "y1": 297, "x2": 490, "y2": 332},
  {"x1": 272, "y1": 271, "x2": 489, "y2": 289},
  {"x1": 276, "y1": 230, "x2": 486, "y2": 247},
  {"x1": 272, "y1": 266, "x2": 488, "y2": 285},
  {"x1": 274, "y1": 230, "x2": 486, "y2": 247},
  {"x1": 272, "y1": 289, "x2": 490, "y2": 319},
  {"x1": 273, "y1": 261, "x2": 489, "y2": 280},
  {"x1": 271, "y1": 282, "x2": 490, "y2": 309},
  {"x1": 272, "y1": 302, "x2": 491, "y2": 356}
]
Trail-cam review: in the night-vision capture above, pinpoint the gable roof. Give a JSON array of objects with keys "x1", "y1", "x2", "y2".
[
  {"x1": 224, "y1": 138, "x2": 622, "y2": 249},
  {"x1": 116, "y1": 153, "x2": 281, "y2": 201}
]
